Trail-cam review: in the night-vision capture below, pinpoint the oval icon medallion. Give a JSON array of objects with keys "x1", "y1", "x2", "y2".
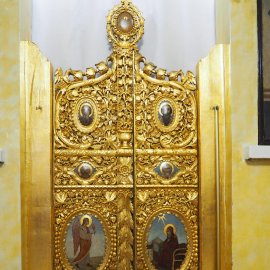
[
  {"x1": 65, "y1": 213, "x2": 106, "y2": 269},
  {"x1": 73, "y1": 98, "x2": 99, "y2": 133},
  {"x1": 78, "y1": 103, "x2": 94, "y2": 126},
  {"x1": 154, "y1": 161, "x2": 180, "y2": 179},
  {"x1": 154, "y1": 97, "x2": 179, "y2": 132},
  {"x1": 158, "y1": 101, "x2": 174, "y2": 127}
]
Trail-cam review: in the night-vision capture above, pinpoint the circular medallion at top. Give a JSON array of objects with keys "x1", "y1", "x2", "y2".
[{"x1": 107, "y1": 1, "x2": 144, "y2": 47}]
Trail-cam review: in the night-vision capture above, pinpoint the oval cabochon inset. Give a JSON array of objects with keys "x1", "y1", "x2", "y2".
[
  {"x1": 147, "y1": 213, "x2": 187, "y2": 270},
  {"x1": 74, "y1": 163, "x2": 96, "y2": 180},
  {"x1": 78, "y1": 103, "x2": 94, "y2": 127},
  {"x1": 65, "y1": 214, "x2": 106, "y2": 269},
  {"x1": 74, "y1": 98, "x2": 99, "y2": 133},
  {"x1": 158, "y1": 101, "x2": 174, "y2": 127},
  {"x1": 117, "y1": 12, "x2": 134, "y2": 33}
]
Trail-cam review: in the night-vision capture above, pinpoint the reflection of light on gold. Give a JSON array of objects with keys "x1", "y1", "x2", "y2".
[
  {"x1": 164, "y1": 223, "x2": 176, "y2": 235},
  {"x1": 157, "y1": 213, "x2": 167, "y2": 225},
  {"x1": 80, "y1": 215, "x2": 92, "y2": 227}
]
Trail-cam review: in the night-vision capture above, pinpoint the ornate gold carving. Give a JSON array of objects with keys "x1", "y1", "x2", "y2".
[
  {"x1": 115, "y1": 49, "x2": 135, "y2": 133},
  {"x1": 54, "y1": 65, "x2": 119, "y2": 150},
  {"x1": 54, "y1": 148, "x2": 197, "y2": 157},
  {"x1": 116, "y1": 157, "x2": 133, "y2": 185},
  {"x1": 136, "y1": 155, "x2": 197, "y2": 185},
  {"x1": 117, "y1": 191, "x2": 134, "y2": 269},
  {"x1": 135, "y1": 71, "x2": 197, "y2": 149},
  {"x1": 54, "y1": 155, "x2": 118, "y2": 186},
  {"x1": 107, "y1": 1, "x2": 144, "y2": 47},
  {"x1": 53, "y1": 0, "x2": 199, "y2": 269}
]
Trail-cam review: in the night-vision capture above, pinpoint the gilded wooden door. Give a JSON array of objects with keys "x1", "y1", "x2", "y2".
[{"x1": 53, "y1": 1, "x2": 198, "y2": 269}]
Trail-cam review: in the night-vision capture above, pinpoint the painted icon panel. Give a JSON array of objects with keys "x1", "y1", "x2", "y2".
[
  {"x1": 147, "y1": 213, "x2": 187, "y2": 270},
  {"x1": 65, "y1": 214, "x2": 106, "y2": 270}
]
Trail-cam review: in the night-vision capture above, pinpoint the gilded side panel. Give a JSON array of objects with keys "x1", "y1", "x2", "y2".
[
  {"x1": 20, "y1": 41, "x2": 53, "y2": 270},
  {"x1": 197, "y1": 44, "x2": 231, "y2": 270}
]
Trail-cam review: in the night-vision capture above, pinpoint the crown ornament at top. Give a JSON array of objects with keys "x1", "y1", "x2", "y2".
[{"x1": 107, "y1": 0, "x2": 144, "y2": 48}]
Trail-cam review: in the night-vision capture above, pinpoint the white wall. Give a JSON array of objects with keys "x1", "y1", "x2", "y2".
[{"x1": 32, "y1": 0, "x2": 215, "y2": 73}]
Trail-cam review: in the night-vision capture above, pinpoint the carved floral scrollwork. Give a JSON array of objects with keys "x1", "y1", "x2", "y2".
[
  {"x1": 135, "y1": 77, "x2": 197, "y2": 149},
  {"x1": 55, "y1": 68, "x2": 119, "y2": 150},
  {"x1": 115, "y1": 48, "x2": 135, "y2": 133},
  {"x1": 54, "y1": 155, "x2": 118, "y2": 186},
  {"x1": 136, "y1": 155, "x2": 197, "y2": 185}
]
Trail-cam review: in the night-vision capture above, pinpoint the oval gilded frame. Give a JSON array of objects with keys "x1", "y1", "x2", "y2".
[
  {"x1": 107, "y1": 0, "x2": 144, "y2": 47},
  {"x1": 59, "y1": 209, "x2": 112, "y2": 270},
  {"x1": 153, "y1": 96, "x2": 180, "y2": 133},
  {"x1": 141, "y1": 208, "x2": 196, "y2": 270}
]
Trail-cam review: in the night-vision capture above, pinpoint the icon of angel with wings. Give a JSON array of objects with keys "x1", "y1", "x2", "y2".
[{"x1": 72, "y1": 214, "x2": 96, "y2": 269}]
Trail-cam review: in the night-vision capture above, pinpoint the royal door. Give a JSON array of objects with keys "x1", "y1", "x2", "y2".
[
  {"x1": 22, "y1": 0, "x2": 233, "y2": 269},
  {"x1": 53, "y1": 1, "x2": 198, "y2": 269}
]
